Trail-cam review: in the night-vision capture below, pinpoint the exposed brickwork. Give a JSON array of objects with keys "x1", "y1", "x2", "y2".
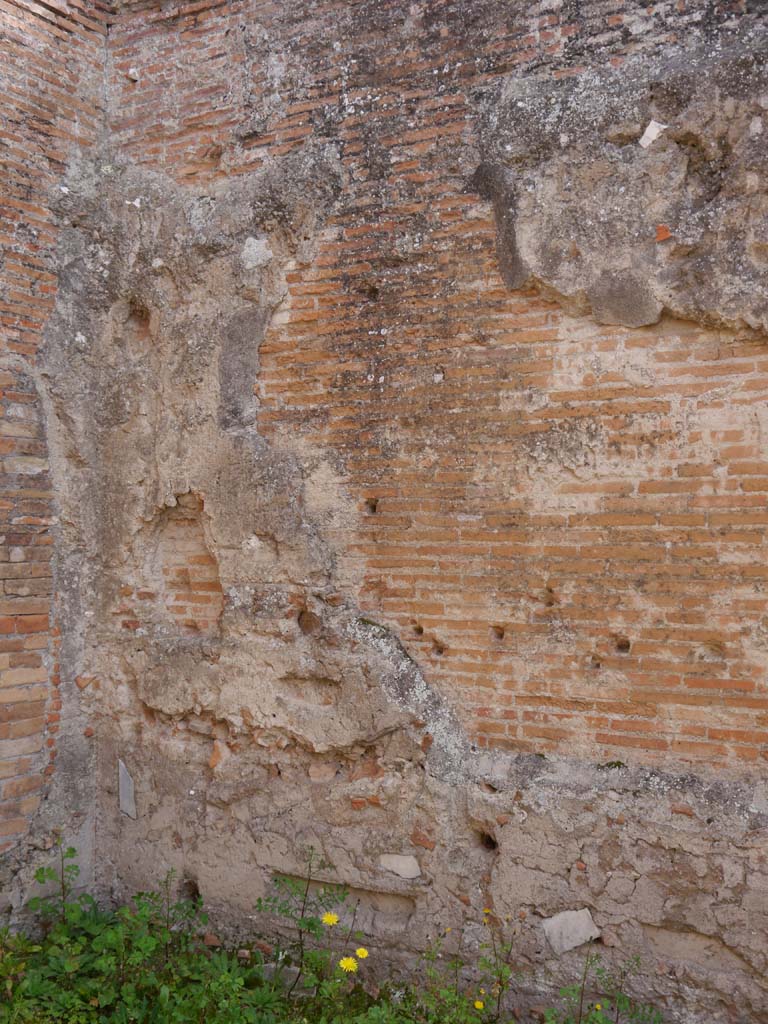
[
  {"x1": 116, "y1": 493, "x2": 224, "y2": 635},
  {"x1": 0, "y1": 368, "x2": 55, "y2": 849},
  {"x1": 158, "y1": 495, "x2": 224, "y2": 635},
  {"x1": 101, "y1": 0, "x2": 768, "y2": 771},
  {"x1": 0, "y1": 0, "x2": 105, "y2": 851},
  {"x1": 264, "y1": 276, "x2": 768, "y2": 767}
]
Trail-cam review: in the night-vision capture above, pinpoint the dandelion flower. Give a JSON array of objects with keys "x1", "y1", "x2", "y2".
[
  {"x1": 339, "y1": 956, "x2": 358, "y2": 973},
  {"x1": 474, "y1": 1000, "x2": 485, "y2": 1010},
  {"x1": 322, "y1": 912, "x2": 339, "y2": 927},
  {"x1": 356, "y1": 947, "x2": 369, "y2": 959},
  {"x1": 483, "y1": 907, "x2": 491, "y2": 914},
  {"x1": 595, "y1": 1005, "x2": 602, "y2": 1012}
]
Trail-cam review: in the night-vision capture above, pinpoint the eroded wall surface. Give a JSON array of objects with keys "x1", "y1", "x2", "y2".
[
  {"x1": 4, "y1": 1, "x2": 768, "y2": 1021},
  {"x1": 0, "y1": 0, "x2": 105, "y2": 906}
]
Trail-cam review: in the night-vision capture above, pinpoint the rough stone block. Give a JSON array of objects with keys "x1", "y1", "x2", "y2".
[
  {"x1": 262, "y1": 963, "x2": 301, "y2": 988},
  {"x1": 379, "y1": 854, "x2": 421, "y2": 879},
  {"x1": 240, "y1": 237, "x2": 273, "y2": 270},
  {"x1": 118, "y1": 759, "x2": 137, "y2": 819},
  {"x1": 542, "y1": 908, "x2": 600, "y2": 955}
]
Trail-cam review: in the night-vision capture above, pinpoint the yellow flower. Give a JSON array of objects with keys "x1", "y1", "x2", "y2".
[
  {"x1": 483, "y1": 907, "x2": 491, "y2": 914},
  {"x1": 322, "y1": 912, "x2": 339, "y2": 927},
  {"x1": 355, "y1": 947, "x2": 369, "y2": 959},
  {"x1": 595, "y1": 1005, "x2": 602, "y2": 1012},
  {"x1": 474, "y1": 1000, "x2": 485, "y2": 1010},
  {"x1": 339, "y1": 956, "x2": 358, "y2": 973}
]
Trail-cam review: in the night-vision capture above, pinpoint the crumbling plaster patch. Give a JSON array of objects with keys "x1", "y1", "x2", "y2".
[
  {"x1": 39, "y1": 143, "x2": 471, "y2": 812},
  {"x1": 471, "y1": 32, "x2": 768, "y2": 334}
]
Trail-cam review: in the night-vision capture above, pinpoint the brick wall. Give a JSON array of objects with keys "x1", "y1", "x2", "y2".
[
  {"x1": 101, "y1": 0, "x2": 768, "y2": 772},
  {"x1": 0, "y1": 0, "x2": 105, "y2": 852}
]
